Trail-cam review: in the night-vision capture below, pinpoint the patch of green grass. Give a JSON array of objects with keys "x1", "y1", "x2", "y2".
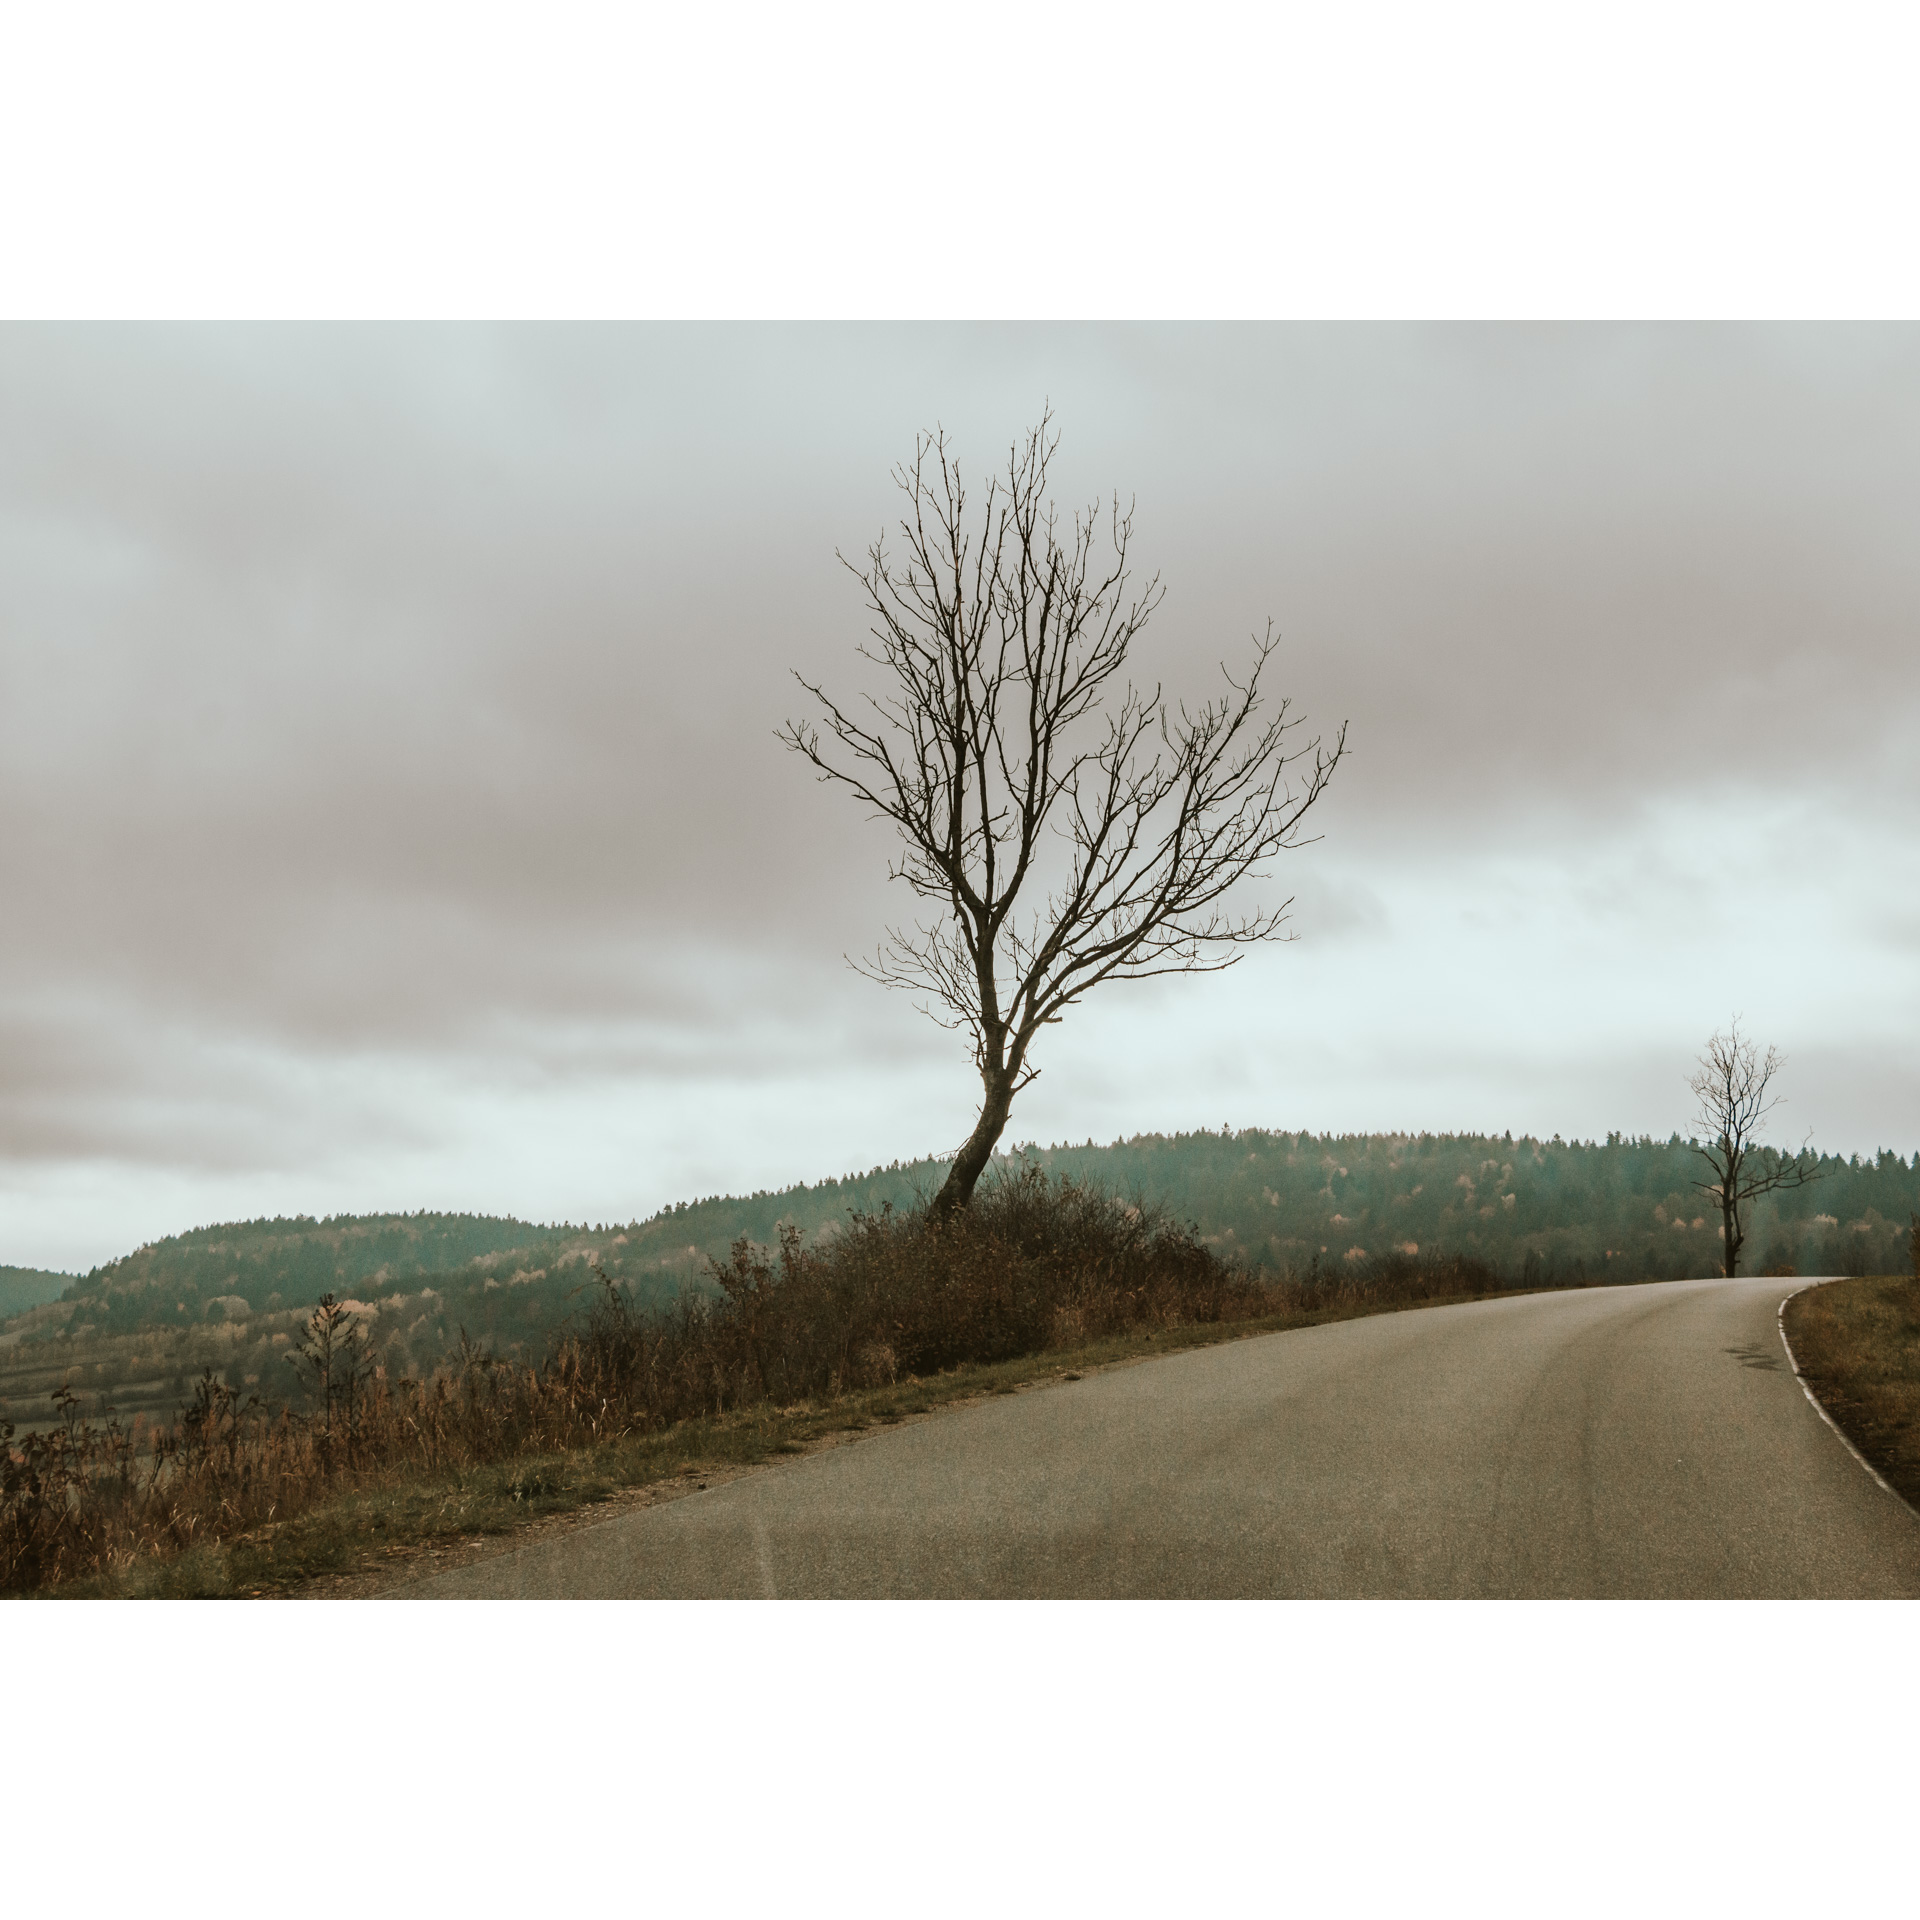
[
  {"x1": 41, "y1": 1281, "x2": 1547, "y2": 1598},
  {"x1": 1783, "y1": 1274, "x2": 1920, "y2": 1509}
]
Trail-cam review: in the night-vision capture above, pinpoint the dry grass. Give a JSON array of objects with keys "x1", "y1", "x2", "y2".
[
  {"x1": 6, "y1": 1166, "x2": 1549, "y2": 1598},
  {"x1": 1783, "y1": 1272, "x2": 1920, "y2": 1509}
]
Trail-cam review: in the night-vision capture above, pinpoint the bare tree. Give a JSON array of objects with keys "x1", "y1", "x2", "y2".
[
  {"x1": 781, "y1": 412, "x2": 1346, "y2": 1219},
  {"x1": 1687, "y1": 1019, "x2": 1821, "y2": 1278}
]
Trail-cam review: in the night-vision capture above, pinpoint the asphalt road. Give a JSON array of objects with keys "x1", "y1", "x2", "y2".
[{"x1": 396, "y1": 1275, "x2": 1920, "y2": 1598}]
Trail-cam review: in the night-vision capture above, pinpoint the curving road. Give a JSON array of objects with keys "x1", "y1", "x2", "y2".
[{"x1": 395, "y1": 1275, "x2": 1920, "y2": 1599}]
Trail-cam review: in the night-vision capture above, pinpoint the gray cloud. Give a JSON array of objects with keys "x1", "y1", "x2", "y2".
[{"x1": 3, "y1": 324, "x2": 1916, "y2": 1265}]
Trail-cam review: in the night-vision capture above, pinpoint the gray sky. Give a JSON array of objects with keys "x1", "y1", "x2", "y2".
[{"x1": 3, "y1": 324, "x2": 1916, "y2": 1270}]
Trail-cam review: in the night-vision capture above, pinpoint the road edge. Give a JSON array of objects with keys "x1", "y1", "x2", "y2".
[{"x1": 1777, "y1": 1278, "x2": 1918, "y2": 1516}]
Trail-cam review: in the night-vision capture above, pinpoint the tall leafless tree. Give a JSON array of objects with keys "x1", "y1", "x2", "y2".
[
  {"x1": 781, "y1": 413, "x2": 1346, "y2": 1219},
  {"x1": 1687, "y1": 1019, "x2": 1821, "y2": 1278}
]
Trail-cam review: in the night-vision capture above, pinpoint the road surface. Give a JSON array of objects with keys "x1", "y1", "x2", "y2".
[{"x1": 395, "y1": 1274, "x2": 1920, "y2": 1598}]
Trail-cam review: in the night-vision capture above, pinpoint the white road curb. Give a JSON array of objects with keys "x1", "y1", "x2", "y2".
[{"x1": 1777, "y1": 1278, "x2": 1916, "y2": 1515}]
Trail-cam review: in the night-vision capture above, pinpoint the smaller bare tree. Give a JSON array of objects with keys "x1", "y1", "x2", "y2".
[{"x1": 1687, "y1": 1020, "x2": 1821, "y2": 1279}]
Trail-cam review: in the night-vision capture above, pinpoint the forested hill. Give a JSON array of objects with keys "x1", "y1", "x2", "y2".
[
  {"x1": 3, "y1": 1131, "x2": 1913, "y2": 1434},
  {"x1": 1004, "y1": 1129, "x2": 1918, "y2": 1284},
  {"x1": 0, "y1": 1265, "x2": 78, "y2": 1318},
  {"x1": 69, "y1": 1211, "x2": 584, "y2": 1313},
  {"x1": 615, "y1": 1126, "x2": 1914, "y2": 1285},
  {"x1": 31, "y1": 1127, "x2": 1920, "y2": 1318}
]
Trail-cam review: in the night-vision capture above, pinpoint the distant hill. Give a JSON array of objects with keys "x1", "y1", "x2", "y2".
[
  {"x1": 0, "y1": 1265, "x2": 76, "y2": 1318},
  {"x1": 1002, "y1": 1129, "x2": 1917, "y2": 1283},
  {"x1": 4, "y1": 1130, "x2": 1913, "y2": 1432},
  {"x1": 69, "y1": 1210, "x2": 595, "y2": 1315},
  {"x1": 607, "y1": 1125, "x2": 1917, "y2": 1285},
  {"x1": 21, "y1": 1130, "x2": 1920, "y2": 1326}
]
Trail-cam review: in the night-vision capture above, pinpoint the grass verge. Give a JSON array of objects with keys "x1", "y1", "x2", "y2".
[
  {"x1": 1782, "y1": 1274, "x2": 1920, "y2": 1510},
  {"x1": 44, "y1": 1285, "x2": 1519, "y2": 1598}
]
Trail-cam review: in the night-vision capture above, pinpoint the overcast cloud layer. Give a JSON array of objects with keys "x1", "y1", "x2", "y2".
[{"x1": 3, "y1": 325, "x2": 1916, "y2": 1270}]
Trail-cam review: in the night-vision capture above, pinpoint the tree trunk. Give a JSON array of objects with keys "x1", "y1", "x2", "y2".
[
  {"x1": 1722, "y1": 1192, "x2": 1740, "y2": 1279},
  {"x1": 930, "y1": 1069, "x2": 1017, "y2": 1221}
]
